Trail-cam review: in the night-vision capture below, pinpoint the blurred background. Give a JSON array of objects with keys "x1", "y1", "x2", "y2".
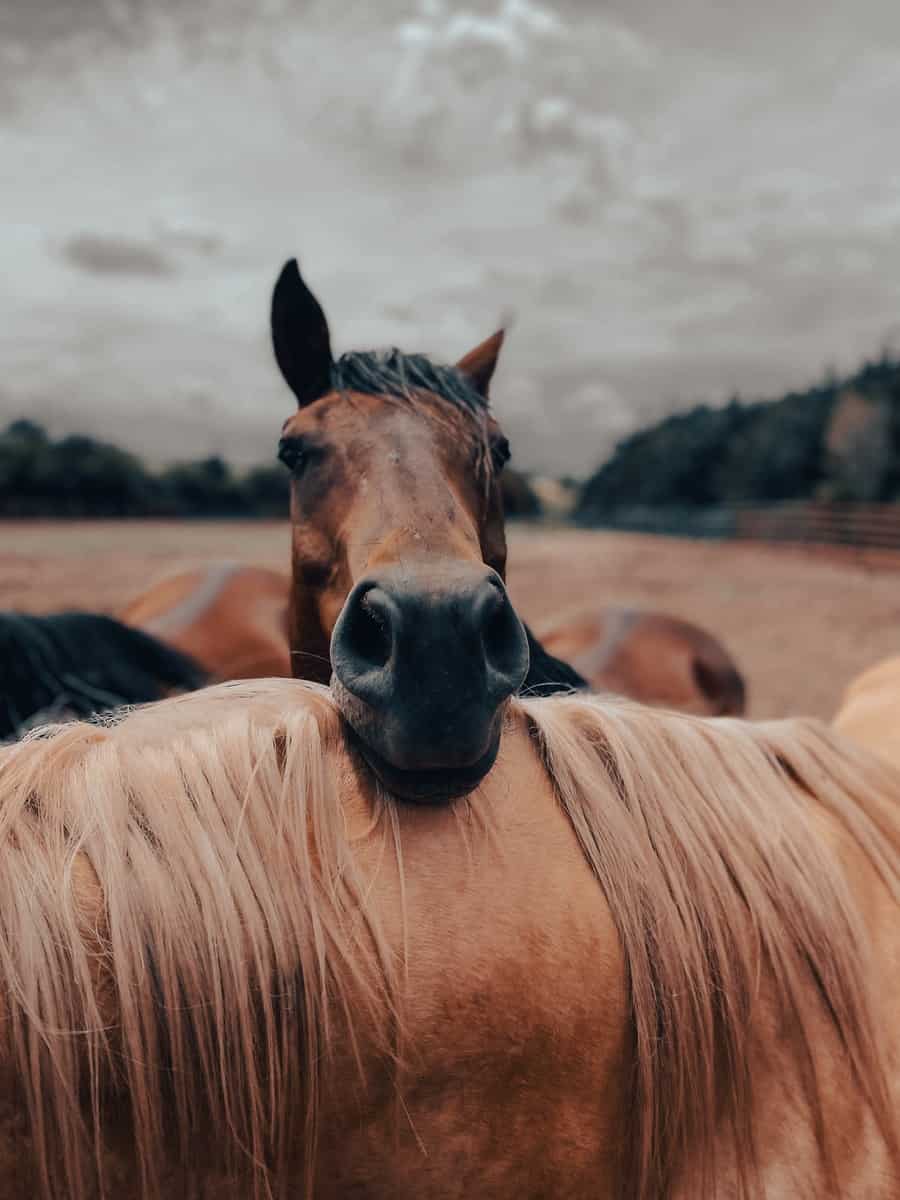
[
  {"x1": 3, "y1": 0, "x2": 900, "y2": 718},
  {"x1": 4, "y1": 0, "x2": 900, "y2": 474}
]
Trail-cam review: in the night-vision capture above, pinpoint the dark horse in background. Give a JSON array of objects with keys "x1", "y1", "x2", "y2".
[{"x1": 0, "y1": 612, "x2": 205, "y2": 740}]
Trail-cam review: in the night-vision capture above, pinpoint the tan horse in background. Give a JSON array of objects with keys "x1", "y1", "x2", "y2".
[
  {"x1": 833, "y1": 652, "x2": 900, "y2": 769},
  {"x1": 1, "y1": 681, "x2": 897, "y2": 1198},
  {"x1": 120, "y1": 563, "x2": 292, "y2": 679},
  {"x1": 536, "y1": 604, "x2": 746, "y2": 715},
  {"x1": 119, "y1": 563, "x2": 746, "y2": 715}
]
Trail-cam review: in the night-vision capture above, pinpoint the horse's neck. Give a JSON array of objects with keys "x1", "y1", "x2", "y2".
[
  {"x1": 313, "y1": 719, "x2": 631, "y2": 1198},
  {"x1": 288, "y1": 578, "x2": 333, "y2": 684}
]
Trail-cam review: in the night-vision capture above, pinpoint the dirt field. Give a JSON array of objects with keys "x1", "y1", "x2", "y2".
[{"x1": 1, "y1": 519, "x2": 897, "y2": 721}]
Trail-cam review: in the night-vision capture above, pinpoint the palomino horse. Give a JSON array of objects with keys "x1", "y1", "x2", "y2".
[
  {"x1": 0, "y1": 681, "x2": 897, "y2": 1198},
  {"x1": 833, "y1": 653, "x2": 900, "y2": 770},
  {"x1": 118, "y1": 564, "x2": 746, "y2": 716}
]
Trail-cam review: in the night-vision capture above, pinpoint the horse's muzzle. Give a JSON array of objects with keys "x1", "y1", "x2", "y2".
[{"x1": 329, "y1": 565, "x2": 529, "y2": 804}]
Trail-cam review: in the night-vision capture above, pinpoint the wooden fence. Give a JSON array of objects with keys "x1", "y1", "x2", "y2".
[
  {"x1": 583, "y1": 503, "x2": 900, "y2": 558},
  {"x1": 733, "y1": 504, "x2": 900, "y2": 552}
]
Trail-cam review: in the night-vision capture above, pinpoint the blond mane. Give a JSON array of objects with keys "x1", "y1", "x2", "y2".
[
  {"x1": 0, "y1": 681, "x2": 898, "y2": 1198},
  {"x1": 0, "y1": 680, "x2": 399, "y2": 1199},
  {"x1": 521, "y1": 693, "x2": 900, "y2": 1199}
]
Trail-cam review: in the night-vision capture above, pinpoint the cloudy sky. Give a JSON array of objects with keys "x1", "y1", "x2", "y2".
[{"x1": 3, "y1": 0, "x2": 900, "y2": 475}]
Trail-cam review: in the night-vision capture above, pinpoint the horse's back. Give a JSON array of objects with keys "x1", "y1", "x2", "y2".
[
  {"x1": 833, "y1": 654, "x2": 900, "y2": 770},
  {"x1": 537, "y1": 606, "x2": 746, "y2": 715},
  {"x1": 121, "y1": 564, "x2": 292, "y2": 681},
  {"x1": 0, "y1": 610, "x2": 207, "y2": 738},
  {"x1": 0, "y1": 701, "x2": 631, "y2": 1200}
]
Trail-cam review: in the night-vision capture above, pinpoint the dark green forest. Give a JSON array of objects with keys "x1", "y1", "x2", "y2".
[
  {"x1": 0, "y1": 419, "x2": 542, "y2": 518},
  {"x1": 0, "y1": 420, "x2": 289, "y2": 517},
  {"x1": 577, "y1": 356, "x2": 900, "y2": 523}
]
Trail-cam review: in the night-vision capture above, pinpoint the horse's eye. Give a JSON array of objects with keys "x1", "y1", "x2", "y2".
[
  {"x1": 490, "y1": 435, "x2": 511, "y2": 471},
  {"x1": 277, "y1": 437, "x2": 306, "y2": 474}
]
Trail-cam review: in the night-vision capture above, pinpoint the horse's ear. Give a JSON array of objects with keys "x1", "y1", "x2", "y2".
[
  {"x1": 271, "y1": 258, "x2": 333, "y2": 407},
  {"x1": 456, "y1": 329, "x2": 505, "y2": 397}
]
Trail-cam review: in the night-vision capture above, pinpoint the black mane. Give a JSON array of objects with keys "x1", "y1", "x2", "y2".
[
  {"x1": 519, "y1": 623, "x2": 589, "y2": 697},
  {"x1": 330, "y1": 349, "x2": 488, "y2": 416},
  {"x1": 0, "y1": 611, "x2": 207, "y2": 739}
]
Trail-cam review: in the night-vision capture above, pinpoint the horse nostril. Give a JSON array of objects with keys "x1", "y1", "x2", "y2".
[
  {"x1": 339, "y1": 586, "x2": 395, "y2": 672},
  {"x1": 477, "y1": 580, "x2": 529, "y2": 690},
  {"x1": 332, "y1": 571, "x2": 529, "y2": 728}
]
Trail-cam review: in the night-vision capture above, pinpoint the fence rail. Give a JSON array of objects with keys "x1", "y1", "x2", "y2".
[{"x1": 581, "y1": 503, "x2": 900, "y2": 556}]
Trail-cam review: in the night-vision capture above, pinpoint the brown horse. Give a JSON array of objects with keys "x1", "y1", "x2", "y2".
[
  {"x1": 535, "y1": 605, "x2": 746, "y2": 715},
  {"x1": 108, "y1": 257, "x2": 741, "y2": 737},
  {"x1": 220, "y1": 257, "x2": 741, "y2": 799},
  {"x1": 118, "y1": 564, "x2": 746, "y2": 717},
  {"x1": 1, "y1": 681, "x2": 897, "y2": 1199},
  {"x1": 120, "y1": 563, "x2": 292, "y2": 679},
  {"x1": 270, "y1": 257, "x2": 552, "y2": 802},
  {"x1": 271, "y1": 258, "x2": 744, "y2": 747}
]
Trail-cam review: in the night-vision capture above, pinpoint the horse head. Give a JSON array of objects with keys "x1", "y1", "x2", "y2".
[{"x1": 271, "y1": 259, "x2": 530, "y2": 803}]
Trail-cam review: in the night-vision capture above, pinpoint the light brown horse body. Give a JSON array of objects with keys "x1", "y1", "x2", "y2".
[
  {"x1": 535, "y1": 604, "x2": 746, "y2": 715},
  {"x1": 120, "y1": 563, "x2": 292, "y2": 680},
  {"x1": 833, "y1": 653, "x2": 900, "y2": 770},
  {"x1": 119, "y1": 563, "x2": 746, "y2": 715},
  {"x1": 1, "y1": 681, "x2": 897, "y2": 1198}
]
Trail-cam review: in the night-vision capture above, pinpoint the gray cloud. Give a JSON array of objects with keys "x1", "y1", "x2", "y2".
[{"x1": 2, "y1": 0, "x2": 899, "y2": 477}]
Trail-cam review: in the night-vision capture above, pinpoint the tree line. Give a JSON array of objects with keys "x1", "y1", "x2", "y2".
[
  {"x1": 0, "y1": 419, "x2": 543, "y2": 519},
  {"x1": 577, "y1": 355, "x2": 900, "y2": 522},
  {"x1": 0, "y1": 420, "x2": 289, "y2": 517}
]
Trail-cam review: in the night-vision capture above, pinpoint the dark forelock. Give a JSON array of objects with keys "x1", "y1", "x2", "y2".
[{"x1": 329, "y1": 350, "x2": 488, "y2": 416}]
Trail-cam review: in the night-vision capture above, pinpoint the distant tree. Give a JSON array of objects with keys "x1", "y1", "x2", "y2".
[
  {"x1": 821, "y1": 388, "x2": 893, "y2": 502},
  {"x1": 501, "y1": 468, "x2": 542, "y2": 518},
  {"x1": 0, "y1": 421, "x2": 65, "y2": 514},
  {"x1": 577, "y1": 357, "x2": 900, "y2": 522},
  {"x1": 5, "y1": 418, "x2": 47, "y2": 442},
  {"x1": 241, "y1": 464, "x2": 290, "y2": 517},
  {"x1": 159, "y1": 456, "x2": 245, "y2": 516},
  {"x1": 50, "y1": 434, "x2": 159, "y2": 515},
  {"x1": 0, "y1": 422, "x2": 290, "y2": 517}
]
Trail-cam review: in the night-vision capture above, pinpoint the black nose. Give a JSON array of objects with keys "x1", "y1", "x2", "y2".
[{"x1": 330, "y1": 567, "x2": 529, "y2": 771}]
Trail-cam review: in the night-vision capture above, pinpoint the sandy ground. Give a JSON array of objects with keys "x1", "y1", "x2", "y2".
[{"x1": 1, "y1": 519, "x2": 897, "y2": 721}]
